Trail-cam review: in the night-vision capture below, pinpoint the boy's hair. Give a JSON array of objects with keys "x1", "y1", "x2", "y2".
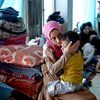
[
  {"x1": 61, "y1": 31, "x2": 80, "y2": 45},
  {"x1": 89, "y1": 35, "x2": 99, "y2": 46}
]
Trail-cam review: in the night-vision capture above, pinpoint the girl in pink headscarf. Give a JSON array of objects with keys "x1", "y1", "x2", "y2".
[
  {"x1": 42, "y1": 21, "x2": 80, "y2": 75},
  {"x1": 43, "y1": 21, "x2": 79, "y2": 74},
  {"x1": 37, "y1": 21, "x2": 80, "y2": 100},
  {"x1": 43, "y1": 21, "x2": 63, "y2": 60}
]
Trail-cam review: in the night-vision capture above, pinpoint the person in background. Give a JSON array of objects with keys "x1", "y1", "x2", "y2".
[
  {"x1": 47, "y1": 11, "x2": 68, "y2": 33},
  {"x1": 44, "y1": 31, "x2": 83, "y2": 98},
  {"x1": 86, "y1": 22, "x2": 97, "y2": 36},
  {"x1": 47, "y1": 11, "x2": 65, "y2": 24},
  {"x1": 82, "y1": 35, "x2": 99, "y2": 87},
  {"x1": 79, "y1": 23, "x2": 90, "y2": 52},
  {"x1": 82, "y1": 35, "x2": 98, "y2": 65}
]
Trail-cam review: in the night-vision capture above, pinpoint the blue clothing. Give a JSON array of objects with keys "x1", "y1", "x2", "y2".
[{"x1": 0, "y1": 7, "x2": 19, "y2": 22}]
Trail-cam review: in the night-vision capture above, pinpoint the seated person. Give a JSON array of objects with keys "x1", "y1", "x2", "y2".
[
  {"x1": 86, "y1": 22, "x2": 97, "y2": 36},
  {"x1": 82, "y1": 35, "x2": 100, "y2": 71},
  {"x1": 44, "y1": 31, "x2": 84, "y2": 97}
]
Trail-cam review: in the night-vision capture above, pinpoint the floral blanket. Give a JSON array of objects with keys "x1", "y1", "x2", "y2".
[{"x1": 0, "y1": 44, "x2": 43, "y2": 99}]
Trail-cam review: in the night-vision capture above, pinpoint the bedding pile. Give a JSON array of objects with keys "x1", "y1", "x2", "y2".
[
  {"x1": 0, "y1": 45, "x2": 43, "y2": 99},
  {"x1": 0, "y1": 7, "x2": 27, "y2": 45}
]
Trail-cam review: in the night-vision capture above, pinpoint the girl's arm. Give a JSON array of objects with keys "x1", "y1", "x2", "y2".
[{"x1": 44, "y1": 41, "x2": 80, "y2": 75}]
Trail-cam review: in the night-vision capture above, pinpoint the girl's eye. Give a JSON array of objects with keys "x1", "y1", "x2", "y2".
[{"x1": 51, "y1": 37, "x2": 56, "y2": 41}]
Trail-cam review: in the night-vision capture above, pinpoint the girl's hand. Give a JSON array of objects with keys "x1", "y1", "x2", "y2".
[{"x1": 65, "y1": 40, "x2": 80, "y2": 54}]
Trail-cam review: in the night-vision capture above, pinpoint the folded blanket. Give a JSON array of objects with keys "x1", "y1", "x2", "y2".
[
  {"x1": 0, "y1": 71, "x2": 43, "y2": 100},
  {"x1": 0, "y1": 17, "x2": 26, "y2": 34},
  {"x1": 0, "y1": 28, "x2": 27, "y2": 39},
  {"x1": 0, "y1": 7, "x2": 19, "y2": 16},
  {"x1": 0, "y1": 12, "x2": 18, "y2": 22},
  {"x1": 0, "y1": 7, "x2": 19, "y2": 22},
  {"x1": 0, "y1": 62, "x2": 42, "y2": 79}
]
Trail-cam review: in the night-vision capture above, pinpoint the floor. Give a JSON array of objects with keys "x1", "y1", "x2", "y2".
[{"x1": 90, "y1": 73, "x2": 100, "y2": 100}]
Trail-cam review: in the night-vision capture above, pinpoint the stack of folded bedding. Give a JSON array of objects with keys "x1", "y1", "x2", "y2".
[
  {"x1": 0, "y1": 7, "x2": 27, "y2": 45},
  {"x1": 0, "y1": 45, "x2": 43, "y2": 99}
]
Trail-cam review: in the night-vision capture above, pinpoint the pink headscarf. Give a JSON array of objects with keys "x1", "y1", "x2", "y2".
[{"x1": 43, "y1": 21, "x2": 63, "y2": 59}]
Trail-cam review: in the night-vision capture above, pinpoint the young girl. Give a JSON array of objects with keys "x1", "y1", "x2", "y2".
[
  {"x1": 43, "y1": 21, "x2": 80, "y2": 75},
  {"x1": 82, "y1": 35, "x2": 100, "y2": 73},
  {"x1": 38, "y1": 21, "x2": 80, "y2": 100}
]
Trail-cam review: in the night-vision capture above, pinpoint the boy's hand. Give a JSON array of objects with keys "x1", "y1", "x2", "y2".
[{"x1": 65, "y1": 40, "x2": 80, "y2": 54}]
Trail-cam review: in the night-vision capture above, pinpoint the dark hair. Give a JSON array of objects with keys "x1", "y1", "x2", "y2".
[
  {"x1": 86, "y1": 22, "x2": 92, "y2": 27},
  {"x1": 89, "y1": 35, "x2": 99, "y2": 46},
  {"x1": 47, "y1": 11, "x2": 65, "y2": 24},
  {"x1": 61, "y1": 31, "x2": 80, "y2": 45},
  {"x1": 80, "y1": 23, "x2": 88, "y2": 32}
]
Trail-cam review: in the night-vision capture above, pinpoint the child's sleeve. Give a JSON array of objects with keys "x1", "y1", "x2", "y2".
[
  {"x1": 42, "y1": 44, "x2": 49, "y2": 58},
  {"x1": 84, "y1": 49, "x2": 95, "y2": 65},
  {"x1": 45, "y1": 49, "x2": 71, "y2": 75}
]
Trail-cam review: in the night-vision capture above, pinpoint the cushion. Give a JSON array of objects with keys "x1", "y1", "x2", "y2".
[
  {"x1": 3, "y1": 45, "x2": 43, "y2": 67},
  {"x1": 0, "y1": 45, "x2": 25, "y2": 62},
  {"x1": 55, "y1": 87, "x2": 97, "y2": 100},
  {"x1": 38, "y1": 86, "x2": 97, "y2": 100}
]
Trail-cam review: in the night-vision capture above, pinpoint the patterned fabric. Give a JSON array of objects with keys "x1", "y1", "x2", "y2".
[
  {"x1": 0, "y1": 29, "x2": 27, "y2": 39},
  {"x1": 0, "y1": 45, "x2": 43, "y2": 99},
  {"x1": 0, "y1": 17, "x2": 26, "y2": 34},
  {"x1": 0, "y1": 71, "x2": 43, "y2": 100},
  {"x1": 0, "y1": 45, "x2": 25, "y2": 61},
  {"x1": 2, "y1": 45, "x2": 43, "y2": 67}
]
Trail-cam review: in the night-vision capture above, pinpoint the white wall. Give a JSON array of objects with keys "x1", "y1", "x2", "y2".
[
  {"x1": 55, "y1": 0, "x2": 73, "y2": 30},
  {"x1": 55, "y1": 0, "x2": 68, "y2": 22},
  {"x1": 44, "y1": 0, "x2": 54, "y2": 24},
  {"x1": 43, "y1": 0, "x2": 73, "y2": 30}
]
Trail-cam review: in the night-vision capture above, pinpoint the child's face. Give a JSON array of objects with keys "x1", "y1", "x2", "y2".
[
  {"x1": 61, "y1": 39, "x2": 70, "y2": 52},
  {"x1": 50, "y1": 29, "x2": 62, "y2": 46}
]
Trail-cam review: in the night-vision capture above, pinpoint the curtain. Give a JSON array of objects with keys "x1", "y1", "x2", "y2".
[
  {"x1": 23, "y1": 0, "x2": 43, "y2": 41},
  {"x1": 73, "y1": 0, "x2": 96, "y2": 30}
]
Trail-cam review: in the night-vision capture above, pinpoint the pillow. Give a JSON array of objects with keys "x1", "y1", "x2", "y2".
[
  {"x1": 3, "y1": 45, "x2": 43, "y2": 67},
  {"x1": 0, "y1": 45, "x2": 26, "y2": 62}
]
